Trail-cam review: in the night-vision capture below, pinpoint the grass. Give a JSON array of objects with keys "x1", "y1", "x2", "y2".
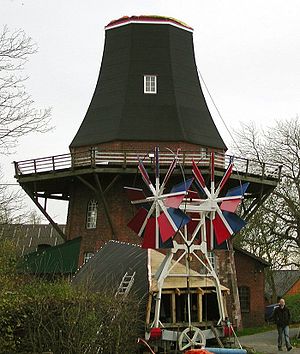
[
  {"x1": 237, "y1": 324, "x2": 276, "y2": 337},
  {"x1": 291, "y1": 337, "x2": 300, "y2": 348}
]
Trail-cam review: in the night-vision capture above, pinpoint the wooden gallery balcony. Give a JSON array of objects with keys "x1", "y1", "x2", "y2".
[
  {"x1": 14, "y1": 148, "x2": 281, "y2": 182},
  {"x1": 13, "y1": 149, "x2": 281, "y2": 240}
]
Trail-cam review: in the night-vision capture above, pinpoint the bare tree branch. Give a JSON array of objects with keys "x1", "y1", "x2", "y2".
[
  {"x1": 0, "y1": 25, "x2": 52, "y2": 154},
  {"x1": 233, "y1": 118, "x2": 300, "y2": 299}
]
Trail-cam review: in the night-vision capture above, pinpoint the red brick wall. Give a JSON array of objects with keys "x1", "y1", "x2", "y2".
[
  {"x1": 66, "y1": 174, "x2": 143, "y2": 265},
  {"x1": 214, "y1": 250, "x2": 235, "y2": 316},
  {"x1": 214, "y1": 249, "x2": 266, "y2": 327},
  {"x1": 234, "y1": 251, "x2": 266, "y2": 327},
  {"x1": 70, "y1": 140, "x2": 225, "y2": 154}
]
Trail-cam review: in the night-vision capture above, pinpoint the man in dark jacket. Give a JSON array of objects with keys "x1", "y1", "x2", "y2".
[{"x1": 273, "y1": 298, "x2": 292, "y2": 351}]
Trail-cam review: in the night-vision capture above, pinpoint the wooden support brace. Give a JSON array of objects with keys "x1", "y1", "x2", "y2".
[
  {"x1": 103, "y1": 175, "x2": 120, "y2": 195},
  {"x1": 22, "y1": 185, "x2": 66, "y2": 241},
  {"x1": 76, "y1": 175, "x2": 117, "y2": 240},
  {"x1": 94, "y1": 173, "x2": 117, "y2": 240}
]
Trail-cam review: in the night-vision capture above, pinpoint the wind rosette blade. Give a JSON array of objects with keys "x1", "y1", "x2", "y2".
[
  {"x1": 124, "y1": 147, "x2": 190, "y2": 249},
  {"x1": 187, "y1": 155, "x2": 249, "y2": 247}
]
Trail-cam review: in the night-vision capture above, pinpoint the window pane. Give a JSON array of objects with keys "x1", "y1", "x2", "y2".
[
  {"x1": 86, "y1": 200, "x2": 98, "y2": 229},
  {"x1": 144, "y1": 75, "x2": 157, "y2": 94},
  {"x1": 238, "y1": 286, "x2": 250, "y2": 313}
]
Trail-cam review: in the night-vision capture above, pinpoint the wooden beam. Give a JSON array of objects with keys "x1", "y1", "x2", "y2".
[
  {"x1": 198, "y1": 293, "x2": 202, "y2": 323},
  {"x1": 145, "y1": 295, "x2": 152, "y2": 326},
  {"x1": 244, "y1": 189, "x2": 272, "y2": 221},
  {"x1": 94, "y1": 173, "x2": 117, "y2": 240},
  {"x1": 77, "y1": 175, "x2": 97, "y2": 193},
  {"x1": 103, "y1": 175, "x2": 120, "y2": 194},
  {"x1": 76, "y1": 175, "x2": 117, "y2": 240},
  {"x1": 172, "y1": 293, "x2": 176, "y2": 324},
  {"x1": 35, "y1": 193, "x2": 69, "y2": 201},
  {"x1": 22, "y1": 185, "x2": 66, "y2": 241}
]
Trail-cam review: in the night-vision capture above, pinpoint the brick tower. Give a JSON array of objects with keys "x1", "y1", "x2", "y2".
[{"x1": 66, "y1": 15, "x2": 228, "y2": 262}]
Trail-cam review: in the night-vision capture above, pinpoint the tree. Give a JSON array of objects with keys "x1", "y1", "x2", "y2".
[
  {"x1": 233, "y1": 118, "x2": 300, "y2": 299},
  {"x1": 0, "y1": 25, "x2": 51, "y2": 154},
  {"x1": 0, "y1": 25, "x2": 51, "y2": 224}
]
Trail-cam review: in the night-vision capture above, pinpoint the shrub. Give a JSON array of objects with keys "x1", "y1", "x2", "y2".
[
  {"x1": 0, "y1": 280, "x2": 141, "y2": 353},
  {"x1": 286, "y1": 293, "x2": 300, "y2": 324},
  {"x1": 0, "y1": 240, "x2": 142, "y2": 353}
]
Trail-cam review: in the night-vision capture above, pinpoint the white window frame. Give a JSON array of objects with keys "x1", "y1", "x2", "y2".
[
  {"x1": 144, "y1": 75, "x2": 157, "y2": 94},
  {"x1": 86, "y1": 199, "x2": 98, "y2": 229}
]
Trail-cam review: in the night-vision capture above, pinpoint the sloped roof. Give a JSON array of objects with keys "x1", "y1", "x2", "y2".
[
  {"x1": 72, "y1": 241, "x2": 228, "y2": 298},
  {"x1": 72, "y1": 241, "x2": 149, "y2": 299},
  {"x1": 70, "y1": 18, "x2": 227, "y2": 150},
  {"x1": 0, "y1": 224, "x2": 65, "y2": 255},
  {"x1": 20, "y1": 237, "x2": 81, "y2": 275},
  {"x1": 234, "y1": 246, "x2": 270, "y2": 267},
  {"x1": 265, "y1": 270, "x2": 300, "y2": 298}
]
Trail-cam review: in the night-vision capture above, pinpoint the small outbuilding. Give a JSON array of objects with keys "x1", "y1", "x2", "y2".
[
  {"x1": 72, "y1": 240, "x2": 229, "y2": 332},
  {"x1": 265, "y1": 270, "x2": 300, "y2": 301}
]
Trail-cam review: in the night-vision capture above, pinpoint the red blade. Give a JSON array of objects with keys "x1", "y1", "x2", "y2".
[
  {"x1": 157, "y1": 212, "x2": 176, "y2": 242},
  {"x1": 164, "y1": 194, "x2": 185, "y2": 208},
  {"x1": 210, "y1": 151, "x2": 215, "y2": 183},
  {"x1": 142, "y1": 217, "x2": 156, "y2": 249},
  {"x1": 192, "y1": 160, "x2": 206, "y2": 189},
  {"x1": 138, "y1": 158, "x2": 152, "y2": 189},
  {"x1": 186, "y1": 189, "x2": 199, "y2": 200},
  {"x1": 124, "y1": 187, "x2": 146, "y2": 202},
  {"x1": 217, "y1": 163, "x2": 234, "y2": 193},
  {"x1": 220, "y1": 198, "x2": 241, "y2": 213},
  {"x1": 127, "y1": 208, "x2": 148, "y2": 235},
  {"x1": 187, "y1": 212, "x2": 200, "y2": 236},
  {"x1": 162, "y1": 158, "x2": 177, "y2": 188},
  {"x1": 212, "y1": 213, "x2": 232, "y2": 245}
]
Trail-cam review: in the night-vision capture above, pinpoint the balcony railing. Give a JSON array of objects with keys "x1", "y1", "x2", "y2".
[{"x1": 14, "y1": 149, "x2": 282, "y2": 180}]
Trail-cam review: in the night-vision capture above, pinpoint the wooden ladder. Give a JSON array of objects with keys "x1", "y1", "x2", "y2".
[{"x1": 115, "y1": 271, "x2": 136, "y2": 297}]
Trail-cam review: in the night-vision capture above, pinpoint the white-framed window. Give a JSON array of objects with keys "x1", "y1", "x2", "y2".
[
  {"x1": 83, "y1": 252, "x2": 95, "y2": 263},
  {"x1": 86, "y1": 199, "x2": 98, "y2": 229},
  {"x1": 144, "y1": 75, "x2": 157, "y2": 94}
]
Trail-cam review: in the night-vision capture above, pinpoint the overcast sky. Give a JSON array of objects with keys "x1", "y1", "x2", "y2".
[{"x1": 1, "y1": 0, "x2": 300, "y2": 223}]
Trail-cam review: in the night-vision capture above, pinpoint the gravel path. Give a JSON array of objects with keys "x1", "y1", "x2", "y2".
[{"x1": 239, "y1": 327, "x2": 300, "y2": 354}]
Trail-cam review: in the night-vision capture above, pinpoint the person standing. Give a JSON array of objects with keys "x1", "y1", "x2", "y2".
[{"x1": 273, "y1": 298, "x2": 293, "y2": 351}]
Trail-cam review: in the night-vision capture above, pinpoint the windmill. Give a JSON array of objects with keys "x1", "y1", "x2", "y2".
[{"x1": 125, "y1": 148, "x2": 249, "y2": 350}]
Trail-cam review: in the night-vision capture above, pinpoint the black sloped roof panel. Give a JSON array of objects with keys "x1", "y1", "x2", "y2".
[
  {"x1": 70, "y1": 19, "x2": 226, "y2": 150},
  {"x1": 72, "y1": 241, "x2": 149, "y2": 300}
]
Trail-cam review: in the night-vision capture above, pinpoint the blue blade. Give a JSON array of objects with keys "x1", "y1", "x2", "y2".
[
  {"x1": 170, "y1": 178, "x2": 194, "y2": 193},
  {"x1": 159, "y1": 236, "x2": 174, "y2": 249},
  {"x1": 223, "y1": 211, "x2": 246, "y2": 233},
  {"x1": 226, "y1": 182, "x2": 250, "y2": 197},
  {"x1": 168, "y1": 208, "x2": 191, "y2": 228}
]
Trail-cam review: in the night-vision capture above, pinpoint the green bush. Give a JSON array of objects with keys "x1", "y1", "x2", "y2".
[
  {"x1": 0, "y1": 280, "x2": 141, "y2": 353},
  {"x1": 286, "y1": 293, "x2": 300, "y2": 324},
  {"x1": 0, "y1": 241, "x2": 142, "y2": 353}
]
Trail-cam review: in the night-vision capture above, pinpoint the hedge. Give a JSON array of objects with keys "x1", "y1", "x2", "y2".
[
  {"x1": 0, "y1": 280, "x2": 142, "y2": 353},
  {"x1": 286, "y1": 293, "x2": 300, "y2": 324}
]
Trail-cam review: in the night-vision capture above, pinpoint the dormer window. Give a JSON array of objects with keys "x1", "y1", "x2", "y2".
[{"x1": 144, "y1": 75, "x2": 157, "y2": 94}]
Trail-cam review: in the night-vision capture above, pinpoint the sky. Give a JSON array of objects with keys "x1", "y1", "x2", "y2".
[{"x1": 1, "y1": 0, "x2": 300, "y2": 223}]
